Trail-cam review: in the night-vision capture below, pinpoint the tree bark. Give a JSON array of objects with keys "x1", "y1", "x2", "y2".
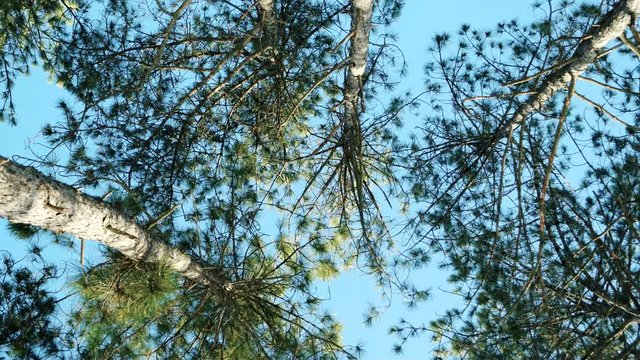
[
  {"x1": 257, "y1": 0, "x2": 275, "y2": 25},
  {"x1": 338, "y1": 0, "x2": 373, "y2": 219},
  {"x1": 341, "y1": 0, "x2": 373, "y2": 154},
  {"x1": 344, "y1": 0, "x2": 373, "y2": 109},
  {"x1": 339, "y1": 0, "x2": 373, "y2": 218},
  {"x1": 257, "y1": 0, "x2": 276, "y2": 48},
  {"x1": 503, "y1": 0, "x2": 640, "y2": 133},
  {"x1": 0, "y1": 155, "x2": 229, "y2": 292}
]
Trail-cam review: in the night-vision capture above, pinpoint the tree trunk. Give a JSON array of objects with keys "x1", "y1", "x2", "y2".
[
  {"x1": 344, "y1": 0, "x2": 373, "y2": 108},
  {"x1": 257, "y1": 0, "x2": 276, "y2": 48},
  {"x1": 0, "y1": 155, "x2": 229, "y2": 293},
  {"x1": 504, "y1": 0, "x2": 640, "y2": 133},
  {"x1": 342, "y1": 0, "x2": 373, "y2": 151},
  {"x1": 340, "y1": 0, "x2": 373, "y2": 224}
]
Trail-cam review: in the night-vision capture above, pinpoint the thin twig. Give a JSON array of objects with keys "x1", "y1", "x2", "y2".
[
  {"x1": 619, "y1": 31, "x2": 640, "y2": 57},
  {"x1": 540, "y1": 76, "x2": 575, "y2": 235},
  {"x1": 463, "y1": 91, "x2": 536, "y2": 102},
  {"x1": 578, "y1": 75, "x2": 640, "y2": 96},
  {"x1": 148, "y1": 204, "x2": 180, "y2": 230},
  {"x1": 574, "y1": 91, "x2": 638, "y2": 130}
]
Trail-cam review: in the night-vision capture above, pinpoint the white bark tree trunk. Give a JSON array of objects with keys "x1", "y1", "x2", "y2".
[
  {"x1": 344, "y1": 0, "x2": 373, "y2": 111},
  {"x1": 505, "y1": 0, "x2": 640, "y2": 133},
  {"x1": 257, "y1": 0, "x2": 276, "y2": 48},
  {"x1": 0, "y1": 155, "x2": 229, "y2": 292},
  {"x1": 341, "y1": 0, "x2": 373, "y2": 153},
  {"x1": 339, "y1": 0, "x2": 373, "y2": 220},
  {"x1": 257, "y1": 0, "x2": 274, "y2": 24}
]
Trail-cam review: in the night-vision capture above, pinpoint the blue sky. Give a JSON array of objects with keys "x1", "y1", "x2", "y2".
[{"x1": 0, "y1": 1, "x2": 538, "y2": 358}]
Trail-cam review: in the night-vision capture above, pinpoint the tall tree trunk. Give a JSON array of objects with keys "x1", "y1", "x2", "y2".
[
  {"x1": 0, "y1": 156, "x2": 230, "y2": 293},
  {"x1": 257, "y1": 0, "x2": 276, "y2": 48},
  {"x1": 344, "y1": 0, "x2": 373, "y2": 108},
  {"x1": 341, "y1": 0, "x2": 373, "y2": 222},
  {"x1": 503, "y1": 0, "x2": 640, "y2": 133}
]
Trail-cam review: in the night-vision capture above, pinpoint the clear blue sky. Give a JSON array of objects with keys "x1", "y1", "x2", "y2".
[{"x1": 0, "y1": 1, "x2": 537, "y2": 358}]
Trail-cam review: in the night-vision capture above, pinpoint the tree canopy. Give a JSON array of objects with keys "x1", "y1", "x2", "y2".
[{"x1": 1, "y1": 0, "x2": 639, "y2": 358}]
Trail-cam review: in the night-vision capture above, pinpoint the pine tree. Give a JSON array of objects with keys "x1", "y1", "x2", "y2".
[
  {"x1": 400, "y1": 0, "x2": 640, "y2": 357},
  {"x1": 0, "y1": 0, "x2": 404, "y2": 357},
  {"x1": 0, "y1": 0, "x2": 78, "y2": 125},
  {"x1": 0, "y1": 245, "x2": 70, "y2": 359},
  {"x1": 7, "y1": 0, "x2": 640, "y2": 357}
]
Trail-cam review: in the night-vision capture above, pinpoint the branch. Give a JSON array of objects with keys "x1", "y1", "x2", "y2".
[
  {"x1": 0, "y1": 155, "x2": 232, "y2": 295},
  {"x1": 574, "y1": 91, "x2": 639, "y2": 130},
  {"x1": 619, "y1": 30, "x2": 640, "y2": 57},
  {"x1": 539, "y1": 76, "x2": 576, "y2": 238},
  {"x1": 500, "y1": 0, "x2": 640, "y2": 135}
]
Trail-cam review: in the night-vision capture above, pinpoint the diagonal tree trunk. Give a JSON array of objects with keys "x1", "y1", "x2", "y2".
[
  {"x1": 0, "y1": 155, "x2": 230, "y2": 293},
  {"x1": 503, "y1": 0, "x2": 640, "y2": 134}
]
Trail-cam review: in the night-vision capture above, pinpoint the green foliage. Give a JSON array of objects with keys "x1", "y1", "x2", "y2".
[
  {"x1": 0, "y1": 250, "x2": 68, "y2": 359},
  {"x1": 70, "y1": 247, "x2": 358, "y2": 359},
  {"x1": 104, "y1": 190, "x2": 146, "y2": 219},
  {"x1": 73, "y1": 252, "x2": 178, "y2": 357},
  {"x1": 75, "y1": 253, "x2": 178, "y2": 323},
  {"x1": 0, "y1": 0, "x2": 78, "y2": 124},
  {"x1": 313, "y1": 257, "x2": 340, "y2": 280},
  {"x1": 6, "y1": 222, "x2": 40, "y2": 240}
]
